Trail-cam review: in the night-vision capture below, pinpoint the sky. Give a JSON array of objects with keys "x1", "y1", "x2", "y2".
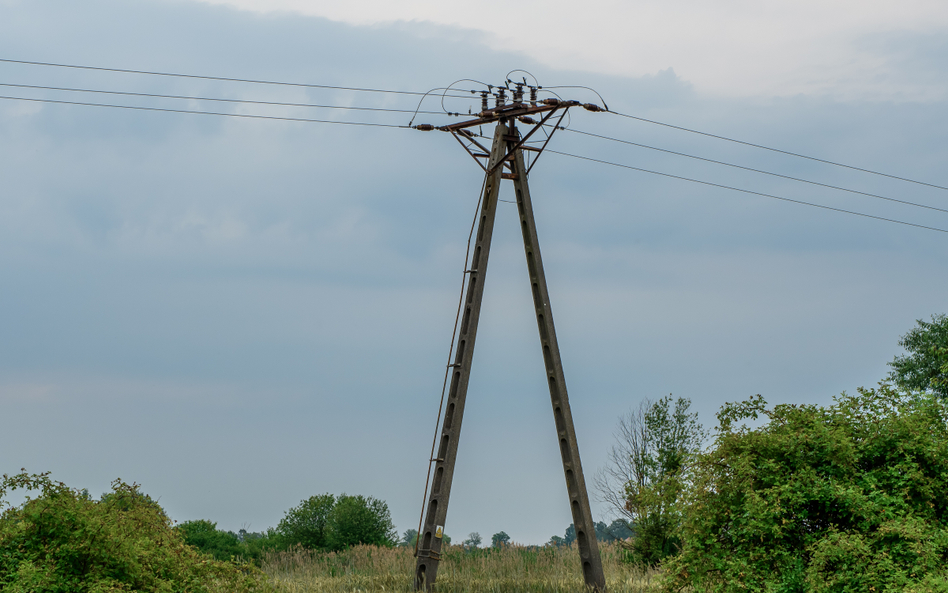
[{"x1": 1, "y1": 0, "x2": 947, "y2": 545}]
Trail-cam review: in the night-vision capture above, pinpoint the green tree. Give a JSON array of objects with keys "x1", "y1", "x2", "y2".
[
  {"x1": 276, "y1": 493, "x2": 335, "y2": 550},
  {"x1": 596, "y1": 395, "x2": 705, "y2": 566},
  {"x1": 401, "y1": 528, "x2": 419, "y2": 548},
  {"x1": 665, "y1": 388, "x2": 948, "y2": 592},
  {"x1": 0, "y1": 472, "x2": 270, "y2": 592},
  {"x1": 178, "y1": 519, "x2": 243, "y2": 561},
  {"x1": 491, "y1": 531, "x2": 510, "y2": 548},
  {"x1": 888, "y1": 313, "x2": 948, "y2": 398},
  {"x1": 462, "y1": 532, "x2": 482, "y2": 549},
  {"x1": 325, "y1": 494, "x2": 397, "y2": 550}
]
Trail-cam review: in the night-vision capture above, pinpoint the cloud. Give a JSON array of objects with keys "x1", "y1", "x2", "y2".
[{"x1": 1, "y1": 0, "x2": 947, "y2": 544}]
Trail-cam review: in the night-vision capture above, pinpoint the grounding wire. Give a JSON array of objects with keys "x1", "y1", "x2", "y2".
[
  {"x1": 0, "y1": 57, "x2": 474, "y2": 99},
  {"x1": 564, "y1": 127, "x2": 948, "y2": 215},
  {"x1": 0, "y1": 94, "x2": 409, "y2": 128},
  {"x1": 609, "y1": 110, "x2": 948, "y2": 192},
  {"x1": 414, "y1": 172, "x2": 489, "y2": 558},
  {"x1": 0, "y1": 82, "x2": 458, "y2": 116},
  {"x1": 547, "y1": 149, "x2": 948, "y2": 235}
]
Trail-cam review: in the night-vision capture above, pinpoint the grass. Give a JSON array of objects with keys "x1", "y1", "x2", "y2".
[{"x1": 262, "y1": 542, "x2": 660, "y2": 592}]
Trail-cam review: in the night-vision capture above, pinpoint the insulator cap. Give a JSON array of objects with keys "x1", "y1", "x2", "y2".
[
  {"x1": 414, "y1": 124, "x2": 435, "y2": 131},
  {"x1": 583, "y1": 103, "x2": 604, "y2": 112}
]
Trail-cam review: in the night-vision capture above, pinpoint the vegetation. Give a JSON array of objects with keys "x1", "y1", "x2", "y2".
[
  {"x1": 0, "y1": 471, "x2": 271, "y2": 593},
  {"x1": 664, "y1": 387, "x2": 948, "y2": 592},
  {"x1": 275, "y1": 493, "x2": 396, "y2": 552},
  {"x1": 177, "y1": 520, "x2": 279, "y2": 563},
  {"x1": 261, "y1": 541, "x2": 658, "y2": 592},
  {"x1": 888, "y1": 313, "x2": 948, "y2": 399},
  {"x1": 596, "y1": 395, "x2": 705, "y2": 566}
]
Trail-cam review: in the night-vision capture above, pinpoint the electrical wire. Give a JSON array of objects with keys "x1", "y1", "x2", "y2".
[
  {"x1": 564, "y1": 128, "x2": 948, "y2": 215},
  {"x1": 0, "y1": 94, "x2": 407, "y2": 128},
  {"x1": 0, "y1": 82, "x2": 454, "y2": 116},
  {"x1": 609, "y1": 110, "x2": 948, "y2": 192},
  {"x1": 547, "y1": 149, "x2": 948, "y2": 234},
  {"x1": 0, "y1": 57, "x2": 474, "y2": 99}
]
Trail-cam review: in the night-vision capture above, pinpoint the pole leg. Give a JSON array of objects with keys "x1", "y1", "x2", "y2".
[
  {"x1": 509, "y1": 131, "x2": 607, "y2": 591},
  {"x1": 414, "y1": 122, "x2": 509, "y2": 591}
]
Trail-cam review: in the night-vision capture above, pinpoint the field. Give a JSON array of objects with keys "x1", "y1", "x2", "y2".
[{"x1": 262, "y1": 542, "x2": 660, "y2": 592}]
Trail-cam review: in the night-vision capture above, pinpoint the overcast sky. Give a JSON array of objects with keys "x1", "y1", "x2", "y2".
[{"x1": 1, "y1": 0, "x2": 947, "y2": 545}]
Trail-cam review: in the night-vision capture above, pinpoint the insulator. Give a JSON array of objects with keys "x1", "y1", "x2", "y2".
[
  {"x1": 480, "y1": 91, "x2": 489, "y2": 112},
  {"x1": 582, "y1": 103, "x2": 604, "y2": 112},
  {"x1": 518, "y1": 116, "x2": 537, "y2": 125},
  {"x1": 513, "y1": 83, "x2": 524, "y2": 105},
  {"x1": 495, "y1": 88, "x2": 506, "y2": 108},
  {"x1": 529, "y1": 86, "x2": 538, "y2": 107},
  {"x1": 542, "y1": 98, "x2": 560, "y2": 106},
  {"x1": 414, "y1": 124, "x2": 435, "y2": 131}
]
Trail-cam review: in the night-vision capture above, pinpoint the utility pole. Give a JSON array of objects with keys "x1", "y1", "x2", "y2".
[{"x1": 412, "y1": 84, "x2": 607, "y2": 592}]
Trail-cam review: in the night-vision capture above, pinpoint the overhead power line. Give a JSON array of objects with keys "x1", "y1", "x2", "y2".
[
  {"x1": 609, "y1": 110, "x2": 948, "y2": 192},
  {"x1": 0, "y1": 57, "x2": 475, "y2": 100},
  {"x1": 0, "y1": 94, "x2": 406, "y2": 128},
  {"x1": 0, "y1": 82, "x2": 451, "y2": 116},
  {"x1": 566, "y1": 128, "x2": 948, "y2": 215},
  {"x1": 548, "y1": 149, "x2": 948, "y2": 235}
]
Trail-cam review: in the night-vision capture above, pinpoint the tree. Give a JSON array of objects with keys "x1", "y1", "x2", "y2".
[
  {"x1": 401, "y1": 528, "x2": 419, "y2": 548},
  {"x1": 888, "y1": 313, "x2": 948, "y2": 398},
  {"x1": 325, "y1": 494, "x2": 397, "y2": 550},
  {"x1": 595, "y1": 395, "x2": 705, "y2": 566},
  {"x1": 462, "y1": 532, "x2": 482, "y2": 550},
  {"x1": 491, "y1": 531, "x2": 511, "y2": 548},
  {"x1": 276, "y1": 493, "x2": 335, "y2": 550},
  {"x1": 178, "y1": 519, "x2": 242, "y2": 561},
  {"x1": 665, "y1": 388, "x2": 948, "y2": 592}
]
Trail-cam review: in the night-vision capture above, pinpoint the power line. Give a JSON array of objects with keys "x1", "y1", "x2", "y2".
[
  {"x1": 0, "y1": 94, "x2": 406, "y2": 128},
  {"x1": 547, "y1": 149, "x2": 948, "y2": 235},
  {"x1": 0, "y1": 82, "x2": 452, "y2": 116},
  {"x1": 565, "y1": 128, "x2": 948, "y2": 215},
  {"x1": 609, "y1": 110, "x2": 948, "y2": 192},
  {"x1": 0, "y1": 57, "x2": 475, "y2": 100}
]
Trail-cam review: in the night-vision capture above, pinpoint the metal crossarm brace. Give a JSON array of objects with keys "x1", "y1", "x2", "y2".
[{"x1": 414, "y1": 120, "x2": 606, "y2": 592}]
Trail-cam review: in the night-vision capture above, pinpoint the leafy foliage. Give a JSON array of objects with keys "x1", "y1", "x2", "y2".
[
  {"x1": 276, "y1": 493, "x2": 396, "y2": 552},
  {"x1": 665, "y1": 387, "x2": 948, "y2": 592},
  {"x1": 325, "y1": 494, "x2": 397, "y2": 550},
  {"x1": 491, "y1": 531, "x2": 510, "y2": 548},
  {"x1": 276, "y1": 493, "x2": 335, "y2": 550},
  {"x1": 0, "y1": 472, "x2": 271, "y2": 593},
  {"x1": 400, "y1": 528, "x2": 418, "y2": 548},
  {"x1": 462, "y1": 532, "x2": 482, "y2": 550},
  {"x1": 888, "y1": 313, "x2": 948, "y2": 399},
  {"x1": 177, "y1": 520, "x2": 279, "y2": 563},
  {"x1": 597, "y1": 395, "x2": 704, "y2": 566}
]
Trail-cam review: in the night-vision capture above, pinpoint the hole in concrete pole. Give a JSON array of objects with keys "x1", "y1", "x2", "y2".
[{"x1": 438, "y1": 435, "x2": 450, "y2": 459}]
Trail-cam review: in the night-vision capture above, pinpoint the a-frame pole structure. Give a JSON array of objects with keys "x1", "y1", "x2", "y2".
[{"x1": 413, "y1": 92, "x2": 606, "y2": 592}]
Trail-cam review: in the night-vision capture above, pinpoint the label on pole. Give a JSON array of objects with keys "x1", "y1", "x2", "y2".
[{"x1": 435, "y1": 526, "x2": 444, "y2": 539}]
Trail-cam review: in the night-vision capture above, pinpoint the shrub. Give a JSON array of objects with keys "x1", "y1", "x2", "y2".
[
  {"x1": 0, "y1": 471, "x2": 272, "y2": 593},
  {"x1": 665, "y1": 387, "x2": 948, "y2": 592}
]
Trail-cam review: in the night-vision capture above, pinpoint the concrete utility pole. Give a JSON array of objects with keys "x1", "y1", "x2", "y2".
[{"x1": 412, "y1": 85, "x2": 607, "y2": 592}]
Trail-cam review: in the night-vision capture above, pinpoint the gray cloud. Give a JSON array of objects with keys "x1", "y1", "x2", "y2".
[{"x1": 1, "y1": 0, "x2": 947, "y2": 544}]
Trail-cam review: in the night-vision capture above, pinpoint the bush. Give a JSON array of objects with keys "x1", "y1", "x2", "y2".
[
  {"x1": 665, "y1": 387, "x2": 948, "y2": 592},
  {"x1": 276, "y1": 493, "x2": 396, "y2": 552},
  {"x1": 0, "y1": 471, "x2": 272, "y2": 593}
]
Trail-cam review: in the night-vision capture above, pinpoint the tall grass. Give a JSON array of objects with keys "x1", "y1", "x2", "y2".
[{"x1": 262, "y1": 542, "x2": 660, "y2": 592}]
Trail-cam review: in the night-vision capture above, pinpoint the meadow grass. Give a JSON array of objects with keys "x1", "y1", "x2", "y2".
[{"x1": 262, "y1": 542, "x2": 660, "y2": 592}]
